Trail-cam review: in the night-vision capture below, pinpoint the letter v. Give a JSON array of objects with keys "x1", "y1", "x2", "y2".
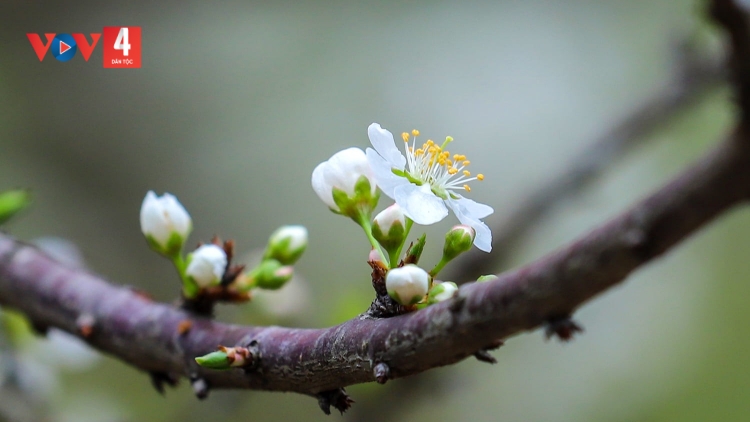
[
  {"x1": 72, "y1": 33, "x2": 101, "y2": 61},
  {"x1": 26, "y1": 33, "x2": 55, "y2": 61}
]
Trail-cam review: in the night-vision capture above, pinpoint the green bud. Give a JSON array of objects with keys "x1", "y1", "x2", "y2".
[
  {"x1": 477, "y1": 275, "x2": 498, "y2": 282},
  {"x1": 195, "y1": 350, "x2": 231, "y2": 370},
  {"x1": 0, "y1": 189, "x2": 31, "y2": 225},
  {"x1": 263, "y1": 225, "x2": 308, "y2": 265},
  {"x1": 250, "y1": 259, "x2": 294, "y2": 290},
  {"x1": 428, "y1": 281, "x2": 458, "y2": 304},
  {"x1": 442, "y1": 225, "x2": 475, "y2": 262},
  {"x1": 372, "y1": 205, "x2": 407, "y2": 254}
]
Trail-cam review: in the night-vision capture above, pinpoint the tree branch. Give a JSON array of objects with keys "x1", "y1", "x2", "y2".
[{"x1": 1, "y1": 122, "x2": 750, "y2": 399}]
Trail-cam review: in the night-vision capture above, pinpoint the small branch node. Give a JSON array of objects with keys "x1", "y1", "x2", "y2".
[
  {"x1": 190, "y1": 374, "x2": 210, "y2": 400},
  {"x1": 75, "y1": 313, "x2": 96, "y2": 338},
  {"x1": 149, "y1": 371, "x2": 179, "y2": 395},
  {"x1": 544, "y1": 316, "x2": 584, "y2": 342},
  {"x1": 317, "y1": 388, "x2": 354, "y2": 415},
  {"x1": 373, "y1": 362, "x2": 390, "y2": 384}
]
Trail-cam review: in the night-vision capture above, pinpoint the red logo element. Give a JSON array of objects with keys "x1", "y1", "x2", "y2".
[
  {"x1": 71, "y1": 34, "x2": 101, "y2": 61},
  {"x1": 26, "y1": 33, "x2": 55, "y2": 61},
  {"x1": 103, "y1": 27, "x2": 141, "y2": 68}
]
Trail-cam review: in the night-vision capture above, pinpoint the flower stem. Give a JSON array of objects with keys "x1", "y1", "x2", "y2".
[
  {"x1": 354, "y1": 211, "x2": 388, "y2": 265},
  {"x1": 172, "y1": 253, "x2": 198, "y2": 298},
  {"x1": 429, "y1": 257, "x2": 450, "y2": 279},
  {"x1": 390, "y1": 218, "x2": 414, "y2": 267}
]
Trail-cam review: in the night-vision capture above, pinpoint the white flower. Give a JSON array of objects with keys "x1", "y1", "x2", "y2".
[
  {"x1": 366, "y1": 123, "x2": 494, "y2": 252},
  {"x1": 385, "y1": 264, "x2": 430, "y2": 305},
  {"x1": 265, "y1": 225, "x2": 308, "y2": 265},
  {"x1": 139, "y1": 191, "x2": 192, "y2": 253},
  {"x1": 185, "y1": 244, "x2": 227, "y2": 287},
  {"x1": 311, "y1": 147, "x2": 378, "y2": 214}
]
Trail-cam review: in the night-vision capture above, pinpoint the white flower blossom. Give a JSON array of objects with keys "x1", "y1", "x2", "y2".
[
  {"x1": 311, "y1": 147, "x2": 378, "y2": 215},
  {"x1": 385, "y1": 264, "x2": 430, "y2": 305},
  {"x1": 366, "y1": 123, "x2": 493, "y2": 252},
  {"x1": 139, "y1": 191, "x2": 192, "y2": 252},
  {"x1": 185, "y1": 244, "x2": 227, "y2": 287},
  {"x1": 265, "y1": 225, "x2": 308, "y2": 265}
]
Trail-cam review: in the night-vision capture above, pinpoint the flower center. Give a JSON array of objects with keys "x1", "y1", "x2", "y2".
[{"x1": 399, "y1": 129, "x2": 485, "y2": 199}]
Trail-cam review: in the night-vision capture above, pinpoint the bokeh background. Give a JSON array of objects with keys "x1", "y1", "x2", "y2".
[{"x1": 2, "y1": 1, "x2": 749, "y2": 421}]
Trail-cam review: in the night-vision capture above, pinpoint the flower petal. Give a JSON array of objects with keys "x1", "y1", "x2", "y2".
[
  {"x1": 368, "y1": 123, "x2": 406, "y2": 169},
  {"x1": 453, "y1": 197, "x2": 494, "y2": 219},
  {"x1": 366, "y1": 147, "x2": 406, "y2": 199},
  {"x1": 394, "y1": 183, "x2": 448, "y2": 225},
  {"x1": 311, "y1": 161, "x2": 336, "y2": 209},
  {"x1": 447, "y1": 199, "x2": 492, "y2": 252}
]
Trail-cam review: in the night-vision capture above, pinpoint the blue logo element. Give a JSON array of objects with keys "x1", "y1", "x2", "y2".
[{"x1": 51, "y1": 34, "x2": 77, "y2": 62}]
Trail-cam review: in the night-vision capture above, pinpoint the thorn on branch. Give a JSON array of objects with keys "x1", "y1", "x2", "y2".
[
  {"x1": 190, "y1": 374, "x2": 210, "y2": 400},
  {"x1": 76, "y1": 313, "x2": 96, "y2": 338},
  {"x1": 317, "y1": 388, "x2": 354, "y2": 415},
  {"x1": 473, "y1": 339, "x2": 504, "y2": 364},
  {"x1": 544, "y1": 316, "x2": 584, "y2": 342},
  {"x1": 373, "y1": 362, "x2": 390, "y2": 384},
  {"x1": 149, "y1": 371, "x2": 179, "y2": 395}
]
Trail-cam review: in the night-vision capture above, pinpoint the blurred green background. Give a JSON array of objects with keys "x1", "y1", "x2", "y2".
[{"x1": 2, "y1": 1, "x2": 748, "y2": 421}]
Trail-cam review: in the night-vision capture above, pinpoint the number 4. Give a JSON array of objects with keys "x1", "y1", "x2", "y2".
[{"x1": 114, "y1": 27, "x2": 131, "y2": 57}]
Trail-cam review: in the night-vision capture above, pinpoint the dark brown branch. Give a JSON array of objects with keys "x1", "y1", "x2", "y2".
[
  {"x1": 449, "y1": 44, "x2": 723, "y2": 280},
  {"x1": 1, "y1": 123, "x2": 750, "y2": 398}
]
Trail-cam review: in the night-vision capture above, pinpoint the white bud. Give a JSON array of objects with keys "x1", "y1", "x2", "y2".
[
  {"x1": 428, "y1": 281, "x2": 459, "y2": 303},
  {"x1": 265, "y1": 225, "x2": 308, "y2": 265},
  {"x1": 385, "y1": 264, "x2": 430, "y2": 305},
  {"x1": 185, "y1": 244, "x2": 227, "y2": 287},
  {"x1": 373, "y1": 204, "x2": 406, "y2": 230},
  {"x1": 139, "y1": 191, "x2": 192, "y2": 255},
  {"x1": 311, "y1": 147, "x2": 378, "y2": 215}
]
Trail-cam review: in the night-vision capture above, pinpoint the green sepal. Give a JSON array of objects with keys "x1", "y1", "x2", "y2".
[
  {"x1": 404, "y1": 234, "x2": 427, "y2": 265},
  {"x1": 0, "y1": 189, "x2": 31, "y2": 225},
  {"x1": 195, "y1": 351, "x2": 231, "y2": 370},
  {"x1": 263, "y1": 236, "x2": 306, "y2": 266},
  {"x1": 477, "y1": 275, "x2": 498, "y2": 282},
  {"x1": 144, "y1": 232, "x2": 185, "y2": 259},
  {"x1": 372, "y1": 219, "x2": 406, "y2": 254},
  {"x1": 249, "y1": 259, "x2": 293, "y2": 290}
]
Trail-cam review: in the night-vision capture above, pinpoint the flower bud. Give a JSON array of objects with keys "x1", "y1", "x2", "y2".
[
  {"x1": 263, "y1": 225, "x2": 308, "y2": 265},
  {"x1": 139, "y1": 191, "x2": 192, "y2": 256},
  {"x1": 385, "y1": 264, "x2": 429, "y2": 305},
  {"x1": 428, "y1": 281, "x2": 458, "y2": 304},
  {"x1": 185, "y1": 244, "x2": 227, "y2": 288},
  {"x1": 311, "y1": 147, "x2": 379, "y2": 218},
  {"x1": 442, "y1": 225, "x2": 475, "y2": 262},
  {"x1": 250, "y1": 259, "x2": 294, "y2": 290},
  {"x1": 0, "y1": 189, "x2": 31, "y2": 225},
  {"x1": 372, "y1": 204, "x2": 407, "y2": 253}
]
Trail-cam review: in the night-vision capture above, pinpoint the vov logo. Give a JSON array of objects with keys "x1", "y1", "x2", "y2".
[
  {"x1": 27, "y1": 33, "x2": 100, "y2": 62},
  {"x1": 26, "y1": 27, "x2": 141, "y2": 68}
]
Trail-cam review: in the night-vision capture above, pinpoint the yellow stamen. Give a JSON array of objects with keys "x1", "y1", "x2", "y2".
[
  {"x1": 448, "y1": 167, "x2": 458, "y2": 175},
  {"x1": 464, "y1": 184, "x2": 471, "y2": 192},
  {"x1": 477, "y1": 174, "x2": 485, "y2": 181},
  {"x1": 463, "y1": 170, "x2": 471, "y2": 177},
  {"x1": 402, "y1": 132, "x2": 409, "y2": 142},
  {"x1": 462, "y1": 160, "x2": 470, "y2": 166},
  {"x1": 412, "y1": 129, "x2": 420, "y2": 136}
]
